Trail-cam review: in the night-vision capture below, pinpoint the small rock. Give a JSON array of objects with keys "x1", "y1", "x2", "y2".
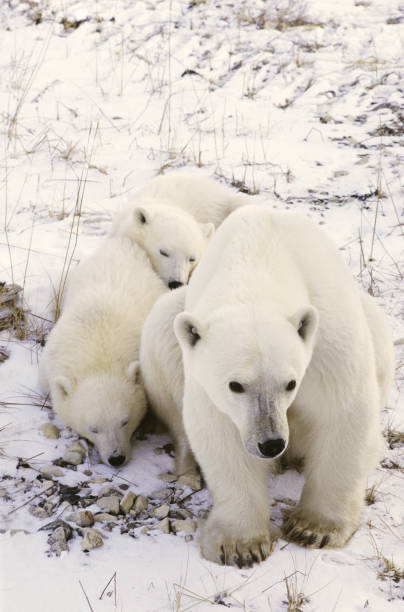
[
  {"x1": 67, "y1": 510, "x2": 94, "y2": 527},
  {"x1": 98, "y1": 484, "x2": 121, "y2": 498},
  {"x1": 0, "y1": 487, "x2": 7, "y2": 498},
  {"x1": 153, "y1": 447, "x2": 163, "y2": 455},
  {"x1": 81, "y1": 528, "x2": 103, "y2": 551},
  {"x1": 156, "y1": 517, "x2": 170, "y2": 534},
  {"x1": 120, "y1": 491, "x2": 136, "y2": 514},
  {"x1": 185, "y1": 534, "x2": 194, "y2": 542},
  {"x1": 43, "y1": 501, "x2": 55, "y2": 515},
  {"x1": 94, "y1": 512, "x2": 118, "y2": 523},
  {"x1": 172, "y1": 519, "x2": 197, "y2": 534},
  {"x1": 40, "y1": 465, "x2": 64, "y2": 478},
  {"x1": 83, "y1": 470, "x2": 92, "y2": 476},
  {"x1": 40, "y1": 423, "x2": 60, "y2": 439},
  {"x1": 150, "y1": 487, "x2": 172, "y2": 501},
  {"x1": 29, "y1": 505, "x2": 49, "y2": 519},
  {"x1": 10, "y1": 529, "x2": 29, "y2": 536},
  {"x1": 97, "y1": 496, "x2": 120, "y2": 515},
  {"x1": 118, "y1": 483, "x2": 129, "y2": 490},
  {"x1": 177, "y1": 474, "x2": 202, "y2": 491},
  {"x1": 158, "y1": 473, "x2": 178, "y2": 483},
  {"x1": 62, "y1": 450, "x2": 83, "y2": 466},
  {"x1": 132, "y1": 495, "x2": 148, "y2": 516},
  {"x1": 49, "y1": 525, "x2": 71, "y2": 544},
  {"x1": 51, "y1": 540, "x2": 68, "y2": 555},
  {"x1": 154, "y1": 504, "x2": 170, "y2": 519},
  {"x1": 141, "y1": 526, "x2": 150, "y2": 535},
  {"x1": 87, "y1": 477, "x2": 108, "y2": 484},
  {"x1": 66, "y1": 441, "x2": 86, "y2": 456}
]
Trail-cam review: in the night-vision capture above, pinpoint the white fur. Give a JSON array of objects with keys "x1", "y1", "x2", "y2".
[
  {"x1": 110, "y1": 171, "x2": 251, "y2": 287},
  {"x1": 139, "y1": 286, "x2": 197, "y2": 476},
  {"x1": 171, "y1": 205, "x2": 394, "y2": 567},
  {"x1": 39, "y1": 237, "x2": 166, "y2": 466}
]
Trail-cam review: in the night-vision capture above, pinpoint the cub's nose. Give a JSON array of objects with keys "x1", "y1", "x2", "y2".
[
  {"x1": 108, "y1": 454, "x2": 125, "y2": 467},
  {"x1": 258, "y1": 438, "x2": 286, "y2": 458},
  {"x1": 168, "y1": 280, "x2": 183, "y2": 290}
]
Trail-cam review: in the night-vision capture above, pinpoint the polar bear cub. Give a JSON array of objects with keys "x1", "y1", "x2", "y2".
[
  {"x1": 172, "y1": 205, "x2": 394, "y2": 567},
  {"x1": 140, "y1": 286, "x2": 197, "y2": 476},
  {"x1": 110, "y1": 171, "x2": 250, "y2": 288},
  {"x1": 39, "y1": 237, "x2": 166, "y2": 466}
]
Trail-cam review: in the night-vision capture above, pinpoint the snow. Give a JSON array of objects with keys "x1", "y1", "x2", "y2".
[{"x1": 0, "y1": 1, "x2": 403, "y2": 610}]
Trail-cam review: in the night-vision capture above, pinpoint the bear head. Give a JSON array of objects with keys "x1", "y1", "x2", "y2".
[
  {"x1": 53, "y1": 361, "x2": 146, "y2": 466},
  {"x1": 125, "y1": 202, "x2": 214, "y2": 289},
  {"x1": 174, "y1": 304, "x2": 318, "y2": 460}
]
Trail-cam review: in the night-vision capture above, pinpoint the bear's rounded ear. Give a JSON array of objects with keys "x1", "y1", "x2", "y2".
[
  {"x1": 133, "y1": 207, "x2": 151, "y2": 225},
  {"x1": 55, "y1": 375, "x2": 72, "y2": 398},
  {"x1": 290, "y1": 306, "x2": 319, "y2": 344},
  {"x1": 174, "y1": 312, "x2": 203, "y2": 348},
  {"x1": 201, "y1": 222, "x2": 215, "y2": 241},
  {"x1": 127, "y1": 360, "x2": 141, "y2": 384}
]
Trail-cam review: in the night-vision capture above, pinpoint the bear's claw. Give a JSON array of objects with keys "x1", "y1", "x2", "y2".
[
  {"x1": 201, "y1": 525, "x2": 273, "y2": 568},
  {"x1": 282, "y1": 510, "x2": 354, "y2": 549}
]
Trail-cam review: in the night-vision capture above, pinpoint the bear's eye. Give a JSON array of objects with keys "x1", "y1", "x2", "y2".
[
  {"x1": 160, "y1": 249, "x2": 169, "y2": 257},
  {"x1": 120, "y1": 416, "x2": 129, "y2": 428},
  {"x1": 229, "y1": 381, "x2": 245, "y2": 393},
  {"x1": 189, "y1": 256, "x2": 196, "y2": 263},
  {"x1": 286, "y1": 380, "x2": 296, "y2": 391},
  {"x1": 87, "y1": 425, "x2": 98, "y2": 434}
]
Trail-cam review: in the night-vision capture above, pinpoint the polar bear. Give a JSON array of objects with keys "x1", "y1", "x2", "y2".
[
  {"x1": 110, "y1": 171, "x2": 251, "y2": 288},
  {"x1": 39, "y1": 237, "x2": 166, "y2": 466},
  {"x1": 171, "y1": 205, "x2": 394, "y2": 567},
  {"x1": 140, "y1": 286, "x2": 197, "y2": 476}
]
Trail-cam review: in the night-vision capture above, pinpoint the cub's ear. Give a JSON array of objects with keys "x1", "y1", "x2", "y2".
[
  {"x1": 201, "y1": 222, "x2": 215, "y2": 241},
  {"x1": 133, "y1": 206, "x2": 151, "y2": 225},
  {"x1": 290, "y1": 305, "x2": 319, "y2": 344},
  {"x1": 174, "y1": 312, "x2": 203, "y2": 348},
  {"x1": 55, "y1": 375, "x2": 72, "y2": 398},
  {"x1": 127, "y1": 360, "x2": 141, "y2": 384}
]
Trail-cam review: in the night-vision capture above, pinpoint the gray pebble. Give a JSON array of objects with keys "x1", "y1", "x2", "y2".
[
  {"x1": 156, "y1": 517, "x2": 170, "y2": 534},
  {"x1": 98, "y1": 484, "x2": 121, "y2": 498},
  {"x1": 40, "y1": 465, "x2": 64, "y2": 478},
  {"x1": 81, "y1": 528, "x2": 103, "y2": 550},
  {"x1": 66, "y1": 441, "x2": 86, "y2": 456},
  {"x1": 130, "y1": 495, "x2": 148, "y2": 517},
  {"x1": 150, "y1": 487, "x2": 172, "y2": 501},
  {"x1": 177, "y1": 474, "x2": 202, "y2": 491},
  {"x1": 158, "y1": 473, "x2": 178, "y2": 483},
  {"x1": 40, "y1": 423, "x2": 60, "y2": 439},
  {"x1": 66, "y1": 510, "x2": 94, "y2": 527},
  {"x1": 97, "y1": 496, "x2": 120, "y2": 515},
  {"x1": 29, "y1": 505, "x2": 49, "y2": 519},
  {"x1": 154, "y1": 504, "x2": 170, "y2": 519},
  {"x1": 62, "y1": 450, "x2": 83, "y2": 466},
  {"x1": 120, "y1": 491, "x2": 136, "y2": 514},
  {"x1": 172, "y1": 519, "x2": 197, "y2": 534},
  {"x1": 94, "y1": 513, "x2": 119, "y2": 523}
]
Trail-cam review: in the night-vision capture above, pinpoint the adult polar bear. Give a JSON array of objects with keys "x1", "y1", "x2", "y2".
[
  {"x1": 110, "y1": 171, "x2": 250, "y2": 288},
  {"x1": 40, "y1": 237, "x2": 166, "y2": 466},
  {"x1": 172, "y1": 205, "x2": 393, "y2": 567}
]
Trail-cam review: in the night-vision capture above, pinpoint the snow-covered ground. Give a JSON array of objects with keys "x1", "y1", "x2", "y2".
[{"x1": 0, "y1": 1, "x2": 403, "y2": 610}]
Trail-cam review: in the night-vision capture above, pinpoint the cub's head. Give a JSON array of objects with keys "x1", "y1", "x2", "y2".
[
  {"x1": 53, "y1": 361, "x2": 146, "y2": 466},
  {"x1": 174, "y1": 305, "x2": 318, "y2": 460},
  {"x1": 126, "y1": 203, "x2": 214, "y2": 288}
]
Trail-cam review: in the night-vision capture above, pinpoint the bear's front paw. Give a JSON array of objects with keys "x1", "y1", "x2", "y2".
[
  {"x1": 282, "y1": 509, "x2": 356, "y2": 549},
  {"x1": 200, "y1": 520, "x2": 273, "y2": 568}
]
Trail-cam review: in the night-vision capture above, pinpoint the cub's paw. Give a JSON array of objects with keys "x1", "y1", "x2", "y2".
[
  {"x1": 200, "y1": 520, "x2": 273, "y2": 568},
  {"x1": 282, "y1": 509, "x2": 356, "y2": 549}
]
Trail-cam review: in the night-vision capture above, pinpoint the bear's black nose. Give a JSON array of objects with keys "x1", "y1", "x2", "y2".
[
  {"x1": 108, "y1": 454, "x2": 125, "y2": 467},
  {"x1": 168, "y1": 280, "x2": 183, "y2": 290},
  {"x1": 258, "y1": 438, "x2": 286, "y2": 458}
]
